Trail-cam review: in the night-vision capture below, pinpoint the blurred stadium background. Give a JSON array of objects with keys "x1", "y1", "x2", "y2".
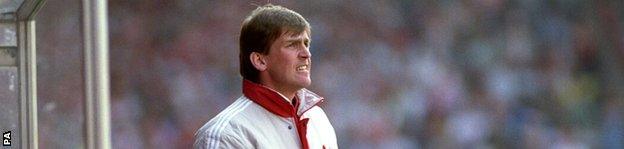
[{"x1": 28, "y1": 0, "x2": 624, "y2": 148}]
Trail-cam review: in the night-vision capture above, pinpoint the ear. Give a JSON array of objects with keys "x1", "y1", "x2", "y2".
[{"x1": 250, "y1": 52, "x2": 267, "y2": 71}]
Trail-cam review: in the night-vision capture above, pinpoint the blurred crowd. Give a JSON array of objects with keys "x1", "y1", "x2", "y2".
[{"x1": 33, "y1": 0, "x2": 624, "y2": 148}]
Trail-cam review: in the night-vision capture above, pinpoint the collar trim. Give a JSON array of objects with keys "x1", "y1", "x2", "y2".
[{"x1": 242, "y1": 79, "x2": 324, "y2": 117}]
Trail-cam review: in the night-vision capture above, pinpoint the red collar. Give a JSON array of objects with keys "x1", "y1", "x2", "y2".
[
  {"x1": 243, "y1": 79, "x2": 323, "y2": 149},
  {"x1": 242, "y1": 79, "x2": 324, "y2": 118}
]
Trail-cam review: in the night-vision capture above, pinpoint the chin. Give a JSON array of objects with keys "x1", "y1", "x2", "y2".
[
  {"x1": 295, "y1": 79, "x2": 312, "y2": 88},
  {"x1": 302, "y1": 80, "x2": 311, "y2": 87}
]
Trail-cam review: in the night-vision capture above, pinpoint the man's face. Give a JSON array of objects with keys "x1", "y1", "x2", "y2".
[{"x1": 264, "y1": 30, "x2": 312, "y2": 92}]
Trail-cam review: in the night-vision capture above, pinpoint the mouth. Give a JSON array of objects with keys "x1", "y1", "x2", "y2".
[{"x1": 296, "y1": 64, "x2": 309, "y2": 72}]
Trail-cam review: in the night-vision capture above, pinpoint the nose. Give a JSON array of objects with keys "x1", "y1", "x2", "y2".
[{"x1": 299, "y1": 47, "x2": 311, "y2": 59}]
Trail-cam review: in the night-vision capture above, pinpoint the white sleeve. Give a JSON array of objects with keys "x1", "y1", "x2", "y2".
[{"x1": 194, "y1": 133, "x2": 252, "y2": 149}]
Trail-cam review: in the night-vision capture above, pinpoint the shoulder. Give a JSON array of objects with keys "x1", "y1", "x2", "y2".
[
  {"x1": 305, "y1": 106, "x2": 331, "y2": 120},
  {"x1": 304, "y1": 106, "x2": 335, "y2": 131},
  {"x1": 303, "y1": 106, "x2": 339, "y2": 148},
  {"x1": 194, "y1": 97, "x2": 255, "y2": 149},
  {"x1": 194, "y1": 131, "x2": 251, "y2": 149}
]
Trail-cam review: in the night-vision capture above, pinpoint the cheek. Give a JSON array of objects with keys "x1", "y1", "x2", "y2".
[
  {"x1": 278, "y1": 53, "x2": 297, "y2": 68},
  {"x1": 269, "y1": 49, "x2": 299, "y2": 72},
  {"x1": 269, "y1": 58, "x2": 291, "y2": 73}
]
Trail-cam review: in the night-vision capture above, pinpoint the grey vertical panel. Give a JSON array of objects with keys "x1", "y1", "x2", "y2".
[
  {"x1": 15, "y1": 0, "x2": 45, "y2": 148},
  {"x1": 0, "y1": 23, "x2": 16, "y2": 47},
  {"x1": 0, "y1": 67, "x2": 19, "y2": 149},
  {"x1": 18, "y1": 20, "x2": 37, "y2": 149},
  {"x1": 82, "y1": 0, "x2": 111, "y2": 148}
]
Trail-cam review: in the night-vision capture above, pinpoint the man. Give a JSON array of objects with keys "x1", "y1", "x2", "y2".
[{"x1": 194, "y1": 4, "x2": 338, "y2": 149}]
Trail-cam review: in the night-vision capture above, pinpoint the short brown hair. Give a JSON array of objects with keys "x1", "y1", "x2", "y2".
[{"x1": 239, "y1": 4, "x2": 311, "y2": 83}]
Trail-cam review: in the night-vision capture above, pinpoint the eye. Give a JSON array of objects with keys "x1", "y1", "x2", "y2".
[{"x1": 287, "y1": 43, "x2": 296, "y2": 48}]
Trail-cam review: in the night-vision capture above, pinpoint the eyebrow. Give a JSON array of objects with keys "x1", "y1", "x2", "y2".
[
  {"x1": 285, "y1": 38, "x2": 309, "y2": 43},
  {"x1": 285, "y1": 34, "x2": 310, "y2": 41},
  {"x1": 281, "y1": 31, "x2": 311, "y2": 45}
]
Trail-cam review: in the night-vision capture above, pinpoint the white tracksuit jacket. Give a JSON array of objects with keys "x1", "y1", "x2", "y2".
[{"x1": 194, "y1": 80, "x2": 338, "y2": 149}]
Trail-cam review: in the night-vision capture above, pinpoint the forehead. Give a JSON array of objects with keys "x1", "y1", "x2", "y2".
[{"x1": 278, "y1": 29, "x2": 310, "y2": 41}]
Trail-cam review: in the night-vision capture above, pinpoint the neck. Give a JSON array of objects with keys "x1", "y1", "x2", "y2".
[
  {"x1": 265, "y1": 84, "x2": 297, "y2": 102},
  {"x1": 258, "y1": 81, "x2": 297, "y2": 102}
]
